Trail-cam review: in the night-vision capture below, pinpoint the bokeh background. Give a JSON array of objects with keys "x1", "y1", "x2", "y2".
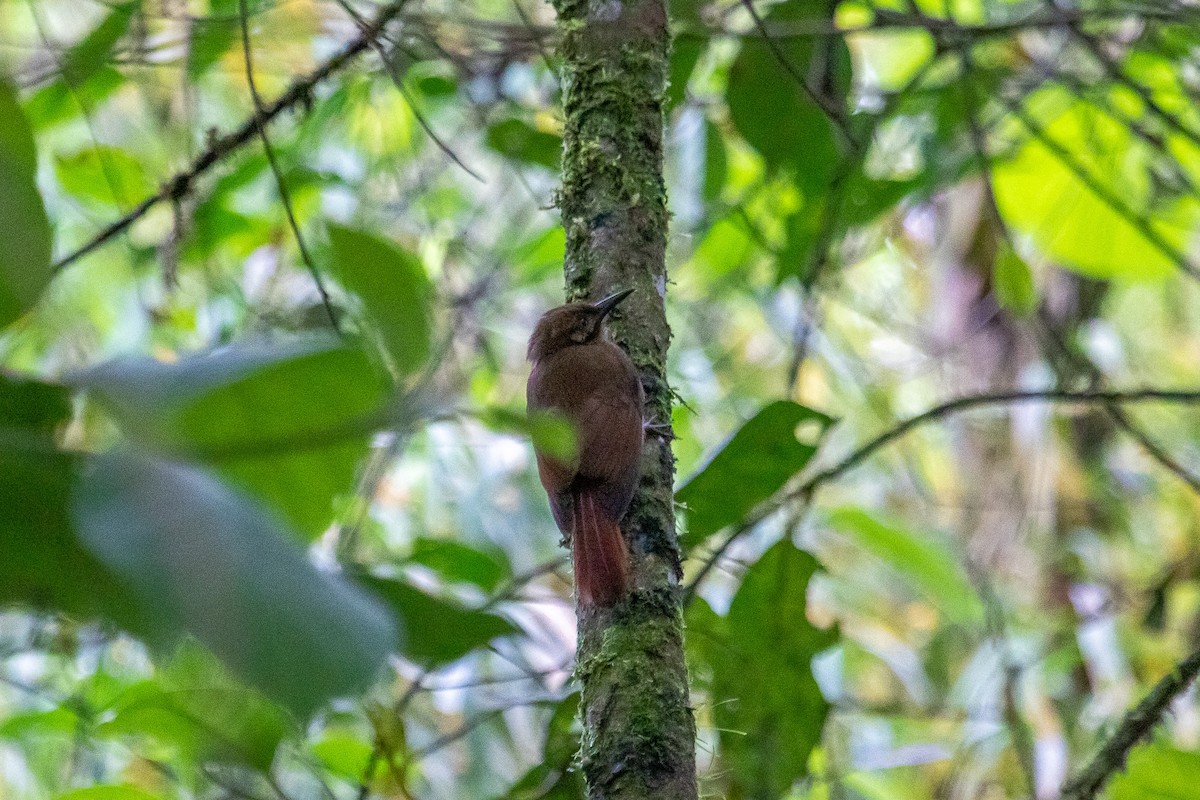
[{"x1": 3, "y1": 0, "x2": 1200, "y2": 798}]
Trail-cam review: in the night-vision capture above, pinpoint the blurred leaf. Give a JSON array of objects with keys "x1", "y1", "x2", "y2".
[
  {"x1": 416, "y1": 73, "x2": 458, "y2": 98},
  {"x1": 63, "y1": 2, "x2": 140, "y2": 86},
  {"x1": 993, "y1": 88, "x2": 1197, "y2": 280},
  {"x1": 667, "y1": 34, "x2": 704, "y2": 109},
  {"x1": 992, "y1": 245, "x2": 1038, "y2": 317},
  {"x1": 327, "y1": 225, "x2": 432, "y2": 376},
  {"x1": 826, "y1": 507, "x2": 983, "y2": 626},
  {"x1": 98, "y1": 643, "x2": 290, "y2": 770},
  {"x1": 1109, "y1": 742, "x2": 1200, "y2": 800},
  {"x1": 76, "y1": 337, "x2": 391, "y2": 540},
  {"x1": 0, "y1": 79, "x2": 53, "y2": 330},
  {"x1": 0, "y1": 376, "x2": 143, "y2": 623},
  {"x1": 513, "y1": 226, "x2": 567, "y2": 279},
  {"x1": 186, "y1": 0, "x2": 261, "y2": 79},
  {"x1": 0, "y1": 707, "x2": 79, "y2": 740},
  {"x1": 726, "y1": 0, "x2": 848, "y2": 193},
  {"x1": 485, "y1": 119, "x2": 562, "y2": 170},
  {"x1": 359, "y1": 575, "x2": 517, "y2": 667},
  {"x1": 502, "y1": 692, "x2": 582, "y2": 799},
  {"x1": 690, "y1": 542, "x2": 836, "y2": 799},
  {"x1": 703, "y1": 119, "x2": 727, "y2": 201},
  {"x1": 55, "y1": 146, "x2": 155, "y2": 207},
  {"x1": 73, "y1": 450, "x2": 398, "y2": 716},
  {"x1": 678, "y1": 401, "x2": 833, "y2": 548},
  {"x1": 311, "y1": 729, "x2": 374, "y2": 781},
  {"x1": 693, "y1": 214, "x2": 756, "y2": 280},
  {"x1": 482, "y1": 406, "x2": 578, "y2": 462},
  {"x1": 409, "y1": 537, "x2": 511, "y2": 593},
  {"x1": 25, "y1": 67, "x2": 125, "y2": 130}
]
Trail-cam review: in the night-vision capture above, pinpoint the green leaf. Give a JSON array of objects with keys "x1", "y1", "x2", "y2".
[
  {"x1": 726, "y1": 0, "x2": 848, "y2": 193},
  {"x1": 703, "y1": 119, "x2": 727, "y2": 201},
  {"x1": 485, "y1": 119, "x2": 562, "y2": 170},
  {"x1": 481, "y1": 406, "x2": 578, "y2": 463},
  {"x1": 326, "y1": 225, "x2": 432, "y2": 376},
  {"x1": 502, "y1": 693, "x2": 582, "y2": 799},
  {"x1": 993, "y1": 88, "x2": 1198, "y2": 280},
  {"x1": 311, "y1": 729, "x2": 375, "y2": 781},
  {"x1": 185, "y1": 0, "x2": 259, "y2": 80},
  {"x1": 826, "y1": 507, "x2": 983, "y2": 626},
  {"x1": 0, "y1": 376, "x2": 142, "y2": 625},
  {"x1": 76, "y1": 337, "x2": 392, "y2": 540},
  {"x1": 1109, "y1": 742, "x2": 1200, "y2": 800},
  {"x1": 73, "y1": 450, "x2": 398, "y2": 716},
  {"x1": 992, "y1": 245, "x2": 1038, "y2": 317},
  {"x1": 25, "y1": 67, "x2": 125, "y2": 130},
  {"x1": 677, "y1": 401, "x2": 833, "y2": 548},
  {"x1": 63, "y1": 2, "x2": 140, "y2": 86},
  {"x1": 513, "y1": 226, "x2": 567, "y2": 279},
  {"x1": 55, "y1": 146, "x2": 156, "y2": 207},
  {"x1": 409, "y1": 538, "x2": 511, "y2": 593},
  {"x1": 690, "y1": 542, "x2": 837, "y2": 798},
  {"x1": 690, "y1": 216, "x2": 755, "y2": 280},
  {"x1": 0, "y1": 707, "x2": 79, "y2": 739},
  {"x1": 359, "y1": 575, "x2": 517, "y2": 667},
  {"x1": 667, "y1": 34, "x2": 705, "y2": 109},
  {"x1": 0, "y1": 79, "x2": 53, "y2": 329},
  {"x1": 97, "y1": 643, "x2": 290, "y2": 770}
]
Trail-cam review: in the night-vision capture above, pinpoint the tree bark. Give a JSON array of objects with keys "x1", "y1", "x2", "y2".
[{"x1": 550, "y1": 1, "x2": 698, "y2": 798}]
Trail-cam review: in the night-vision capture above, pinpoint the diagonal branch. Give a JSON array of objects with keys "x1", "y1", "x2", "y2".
[
  {"x1": 685, "y1": 387, "x2": 1200, "y2": 601},
  {"x1": 238, "y1": 0, "x2": 340, "y2": 329},
  {"x1": 1060, "y1": 647, "x2": 1200, "y2": 800},
  {"x1": 52, "y1": 0, "x2": 413, "y2": 273}
]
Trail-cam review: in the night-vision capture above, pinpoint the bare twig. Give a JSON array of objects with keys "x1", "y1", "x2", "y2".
[
  {"x1": 737, "y1": 0, "x2": 854, "y2": 144},
  {"x1": 238, "y1": 0, "x2": 340, "y2": 330},
  {"x1": 1060, "y1": 647, "x2": 1200, "y2": 800},
  {"x1": 685, "y1": 387, "x2": 1200, "y2": 601},
  {"x1": 53, "y1": 0, "x2": 413, "y2": 273}
]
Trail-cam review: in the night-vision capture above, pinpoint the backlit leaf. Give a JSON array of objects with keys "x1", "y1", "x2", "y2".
[{"x1": 678, "y1": 401, "x2": 833, "y2": 548}]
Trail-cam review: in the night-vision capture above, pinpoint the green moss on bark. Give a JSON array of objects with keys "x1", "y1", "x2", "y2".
[{"x1": 551, "y1": 1, "x2": 697, "y2": 798}]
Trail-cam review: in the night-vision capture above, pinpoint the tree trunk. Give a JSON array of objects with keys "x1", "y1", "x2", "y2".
[{"x1": 550, "y1": 1, "x2": 698, "y2": 798}]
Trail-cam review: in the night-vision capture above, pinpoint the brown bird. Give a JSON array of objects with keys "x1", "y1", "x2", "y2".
[{"x1": 527, "y1": 290, "x2": 644, "y2": 607}]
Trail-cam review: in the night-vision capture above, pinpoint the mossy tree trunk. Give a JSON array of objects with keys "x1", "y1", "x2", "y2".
[{"x1": 550, "y1": 1, "x2": 698, "y2": 798}]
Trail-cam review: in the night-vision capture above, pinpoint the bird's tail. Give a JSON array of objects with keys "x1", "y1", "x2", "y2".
[{"x1": 572, "y1": 489, "x2": 629, "y2": 607}]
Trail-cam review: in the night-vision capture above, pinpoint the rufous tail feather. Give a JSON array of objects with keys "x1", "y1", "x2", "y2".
[{"x1": 572, "y1": 489, "x2": 629, "y2": 607}]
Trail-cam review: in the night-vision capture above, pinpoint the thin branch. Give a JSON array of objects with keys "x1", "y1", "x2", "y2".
[
  {"x1": 1060, "y1": 647, "x2": 1200, "y2": 800},
  {"x1": 335, "y1": 0, "x2": 484, "y2": 182},
  {"x1": 685, "y1": 388, "x2": 1200, "y2": 601},
  {"x1": 52, "y1": 0, "x2": 414, "y2": 273},
  {"x1": 997, "y1": 92, "x2": 1200, "y2": 281},
  {"x1": 951, "y1": 36, "x2": 1200, "y2": 498},
  {"x1": 690, "y1": 5, "x2": 1200, "y2": 43},
  {"x1": 238, "y1": 0, "x2": 340, "y2": 330},
  {"x1": 737, "y1": 0, "x2": 854, "y2": 145}
]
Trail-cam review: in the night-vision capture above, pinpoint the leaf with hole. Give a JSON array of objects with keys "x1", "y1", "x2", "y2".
[{"x1": 677, "y1": 401, "x2": 833, "y2": 548}]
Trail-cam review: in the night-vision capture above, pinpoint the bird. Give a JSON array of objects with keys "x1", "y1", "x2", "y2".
[{"x1": 526, "y1": 289, "x2": 644, "y2": 607}]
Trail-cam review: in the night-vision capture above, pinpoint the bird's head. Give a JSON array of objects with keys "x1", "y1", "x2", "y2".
[{"x1": 527, "y1": 289, "x2": 634, "y2": 362}]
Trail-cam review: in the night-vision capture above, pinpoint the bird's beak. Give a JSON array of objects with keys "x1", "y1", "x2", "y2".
[{"x1": 592, "y1": 288, "x2": 635, "y2": 319}]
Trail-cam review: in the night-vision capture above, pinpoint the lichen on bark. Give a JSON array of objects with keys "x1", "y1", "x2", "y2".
[{"x1": 550, "y1": 0, "x2": 697, "y2": 798}]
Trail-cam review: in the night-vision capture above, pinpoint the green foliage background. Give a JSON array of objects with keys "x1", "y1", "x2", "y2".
[{"x1": 2, "y1": 0, "x2": 1200, "y2": 798}]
